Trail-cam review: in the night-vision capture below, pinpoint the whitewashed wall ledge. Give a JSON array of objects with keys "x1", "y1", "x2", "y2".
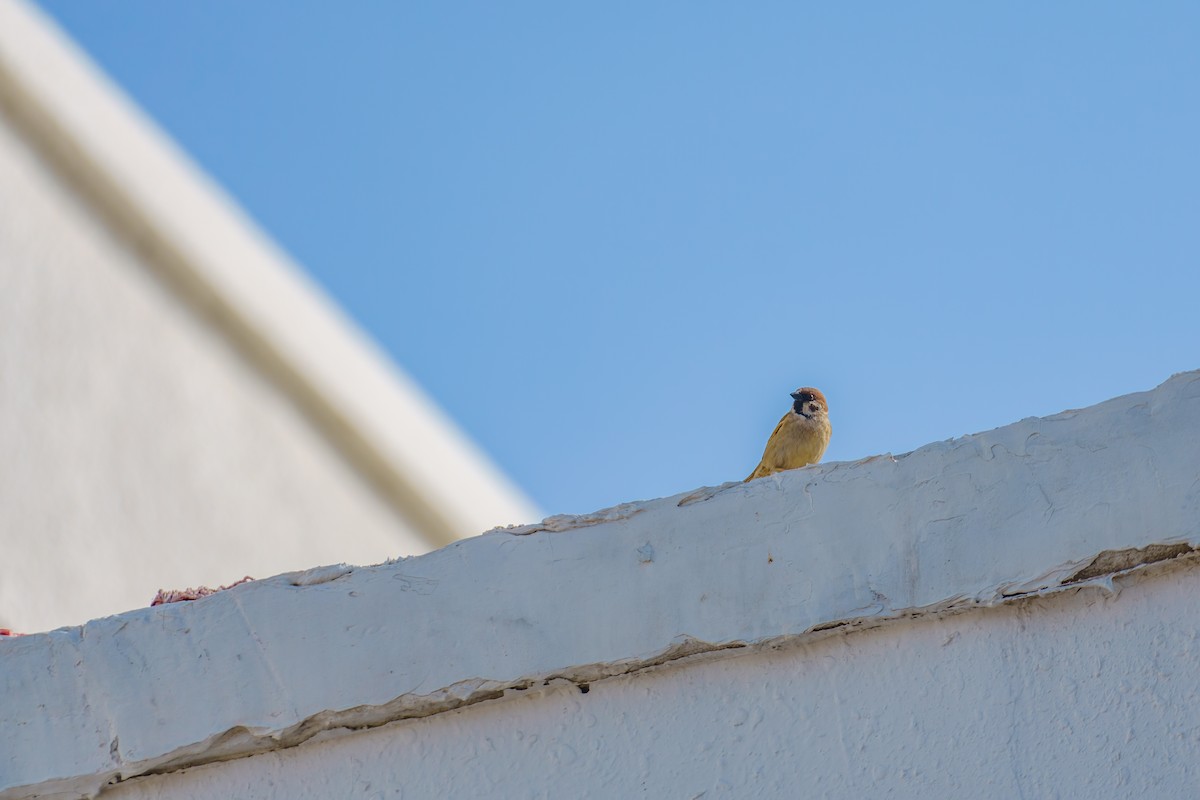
[{"x1": 3, "y1": 370, "x2": 1200, "y2": 799}]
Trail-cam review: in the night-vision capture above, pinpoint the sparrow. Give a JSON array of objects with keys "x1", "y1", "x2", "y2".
[{"x1": 745, "y1": 387, "x2": 832, "y2": 481}]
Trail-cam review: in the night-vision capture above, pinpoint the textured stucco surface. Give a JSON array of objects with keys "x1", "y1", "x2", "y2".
[
  {"x1": 0, "y1": 108, "x2": 427, "y2": 634},
  {"x1": 102, "y1": 560, "x2": 1200, "y2": 800},
  {"x1": 2, "y1": 370, "x2": 1197, "y2": 798}
]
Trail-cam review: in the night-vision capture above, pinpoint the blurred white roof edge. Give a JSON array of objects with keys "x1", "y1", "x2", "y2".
[{"x1": 0, "y1": 0, "x2": 543, "y2": 546}]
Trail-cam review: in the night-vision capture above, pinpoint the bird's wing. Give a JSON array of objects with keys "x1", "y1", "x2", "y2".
[{"x1": 745, "y1": 412, "x2": 793, "y2": 481}]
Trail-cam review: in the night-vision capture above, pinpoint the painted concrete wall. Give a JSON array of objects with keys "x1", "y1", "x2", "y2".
[
  {"x1": 3, "y1": 370, "x2": 1197, "y2": 799},
  {"x1": 101, "y1": 560, "x2": 1200, "y2": 799},
  {"x1": 0, "y1": 0, "x2": 541, "y2": 557},
  {"x1": 0, "y1": 0, "x2": 541, "y2": 635},
  {"x1": 0, "y1": 108, "x2": 426, "y2": 633}
]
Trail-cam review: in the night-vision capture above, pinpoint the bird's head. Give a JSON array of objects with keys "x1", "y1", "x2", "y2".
[{"x1": 790, "y1": 387, "x2": 828, "y2": 419}]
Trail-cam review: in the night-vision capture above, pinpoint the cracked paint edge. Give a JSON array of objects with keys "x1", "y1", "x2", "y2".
[{"x1": 12, "y1": 539, "x2": 1196, "y2": 800}]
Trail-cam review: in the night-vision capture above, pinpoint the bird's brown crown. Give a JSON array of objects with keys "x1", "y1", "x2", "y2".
[{"x1": 792, "y1": 387, "x2": 827, "y2": 407}]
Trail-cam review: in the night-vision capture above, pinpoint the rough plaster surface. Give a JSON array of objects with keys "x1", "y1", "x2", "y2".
[
  {"x1": 0, "y1": 108, "x2": 427, "y2": 633},
  {"x1": 2, "y1": 370, "x2": 1199, "y2": 797},
  {"x1": 103, "y1": 561, "x2": 1200, "y2": 800}
]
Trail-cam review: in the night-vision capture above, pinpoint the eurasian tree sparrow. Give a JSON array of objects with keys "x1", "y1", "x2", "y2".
[{"x1": 745, "y1": 387, "x2": 832, "y2": 481}]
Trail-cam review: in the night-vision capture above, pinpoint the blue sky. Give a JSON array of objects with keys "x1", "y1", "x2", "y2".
[{"x1": 35, "y1": 2, "x2": 1200, "y2": 518}]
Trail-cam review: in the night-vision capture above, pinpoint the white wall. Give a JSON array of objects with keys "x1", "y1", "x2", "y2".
[
  {"x1": 2, "y1": 371, "x2": 1196, "y2": 799},
  {"x1": 0, "y1": 0, "x2": 541, "y2": 561},
  {"x1": 0, "y1": 108, "x2": 426, "y2": 633},
  {"x1": 102, "y1": 560, "x2": 1200, "y2": 800},
  {"x1": 0, "y1": 0, "x2": 541, "y2": 635}
]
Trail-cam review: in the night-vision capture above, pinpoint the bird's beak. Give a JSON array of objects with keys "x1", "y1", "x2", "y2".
[{"x1": 790, "y1": 392, "x2": 803, "y2": 400}]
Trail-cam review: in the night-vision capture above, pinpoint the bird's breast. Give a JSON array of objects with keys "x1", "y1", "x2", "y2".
[{"x1": 776, "y1": 413, "x2": 831, "y2": 467}]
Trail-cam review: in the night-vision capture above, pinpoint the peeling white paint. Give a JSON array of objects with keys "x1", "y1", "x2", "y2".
[
  {"x1": 104, "y1": 560, "x2": 1200, "y2": 800},
  {"x1": 2, "y1": 370, "x2": 1199, "y2": 798}
]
